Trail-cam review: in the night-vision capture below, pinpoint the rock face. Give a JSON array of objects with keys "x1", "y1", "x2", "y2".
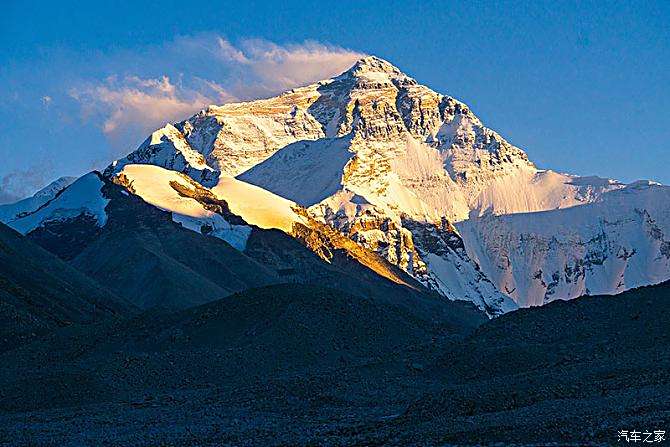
[{"x1": 4, "y1": 56, "x2": 669, "y2": 315}]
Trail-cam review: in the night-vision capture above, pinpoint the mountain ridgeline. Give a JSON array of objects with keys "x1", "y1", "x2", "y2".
[{"x1": 2, "y1": 56, "x2": 668, "y2": 315}]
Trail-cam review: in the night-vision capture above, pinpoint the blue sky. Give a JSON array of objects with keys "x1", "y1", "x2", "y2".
[{"x1": 0, "y1": 0, "x2": 668, "y2": 202}]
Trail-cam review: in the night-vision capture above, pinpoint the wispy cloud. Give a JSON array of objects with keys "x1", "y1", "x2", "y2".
[
  {"x1": 70, "y1": 75, "x2": 223, "y2": 138},
  {"x1": 227, "y1": 38, "x2": 367, "y2": 95},
  {"x1": 70, "y1": 35, "x2": 364, "y2": 142},
  {"x1": 0, "y1": 162, "x2": 56, "y2": 204}
]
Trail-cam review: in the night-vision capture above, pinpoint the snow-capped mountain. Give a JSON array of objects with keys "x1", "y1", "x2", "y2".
[
  {"x1": 0, "y1": 176, "x2": 76, "y2": 223},
  {"x1": 5, "y1": 173, "x2": 109, "y2": 236},
  {"x1": 3, "y1": 56, "x2": 668, "y2": 315},
  {"x1": 458, "y1": 180, "x2": 670, "y2": 307}
]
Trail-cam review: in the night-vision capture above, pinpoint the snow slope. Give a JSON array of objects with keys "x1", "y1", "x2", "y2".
[
  {"x1": 458, "y1": 181, "x2": 670, "y2": 307},
  {"x1": 114, "y1": 164, "x2": 416, "y2": 292},
  {"x1": 4, "y1": 173, "x2": 108, "y2": 235},
  {"x1": 237, "y1": 136, "x2": 353, "y2": 207},
  {"x1": 116, "y1": 164, "x2": 253, "y2": 250},
  {"x1": 210, "y1": 178, "x2": 308, "y2": 233},
  {"x1": 106, "y1": 124, "x2": 218, "y2": 186},
  {"x1": 118, "y1": 164, "x2": 309, "y2": 236},
  {"x1": 0, "y1": 176, "x2": 76, "y2": 222}
]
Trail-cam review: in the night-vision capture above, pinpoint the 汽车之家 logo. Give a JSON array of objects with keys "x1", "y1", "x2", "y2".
[{"x1": 618, "y1": 430, "x2": 666, "y2": 443}]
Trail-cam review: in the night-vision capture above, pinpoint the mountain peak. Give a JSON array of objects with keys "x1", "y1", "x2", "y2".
[
  {"x1": 340, "y1": 55, "x2": 410, "y2": 82},
  {"x1": 32, "y1": 176, "x2": 77, "y2": 200},
  {"x1": 351, "y1": 55, "x2": 400, "y2": 72}
]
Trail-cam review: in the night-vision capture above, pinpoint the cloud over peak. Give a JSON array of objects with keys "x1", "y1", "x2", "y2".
[
  {"x1": 70, "y1": 75, "x2": 219, "y2": 137},
  {"x1": 70, "y1": 35, "x2": 365, "y2": 144}
]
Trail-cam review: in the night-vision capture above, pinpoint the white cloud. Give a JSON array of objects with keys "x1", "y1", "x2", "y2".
[
  {"x1": 69, "y1": 35, "x2": 365, "y2": 143},
  {"x1": 0, "y1": 161, "x2": 56, "y2": 204},
  {"x1": 70, "y1": 75, "x2": 221, "y2": 137},
  {"x1": 231, "y1": 38, "x2": 366, "y2": 94}
]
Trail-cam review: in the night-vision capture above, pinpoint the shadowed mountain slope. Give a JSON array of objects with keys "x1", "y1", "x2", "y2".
[
  {"x1": 0, "y1": 222, "x2": 134, "y2": 350},
  {"x1": 65, "y1": 183, "x2": 278, "y2": 310}
]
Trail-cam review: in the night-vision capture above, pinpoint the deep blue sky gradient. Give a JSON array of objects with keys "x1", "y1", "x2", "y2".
[{"x1": 1, "y1": 0, "x2": 668, "y2": 200}]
